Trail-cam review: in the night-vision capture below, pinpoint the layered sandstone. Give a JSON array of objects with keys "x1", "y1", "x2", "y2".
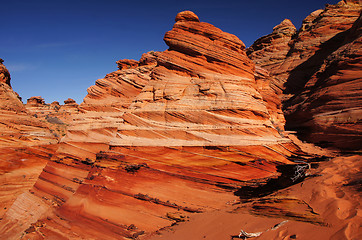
[
  {"x1": 248, "y1": 0, "x2": 361, "y2": 95},
  {"x1": 81, "y1": 52, "x2": 157, "y2": 112},
  {"x1": 25, "y1": 96, "x2": 80, "y2": 138},
  {"x1": 247, "y1": 19, "x2": 297, "y2": 94},
  {"x1": 3, "y1": 3, "x2": 359, "y2": 238},
  {"x1": 247, "y1": 0, "x2": 362, "y2": 149},
  {"x1": 282, "y1": 0, "x2": 361, "y2": 95},
  {"x1": 148, "y1": 152, "x2": 361, "y2": 240},
  {"x1": 0, "y1": 60, "x2": 58, "y2": 219},
  {"x1": 254, "y1": 66, "x2": 285, "y2": 131},
  {"x1": 284, "y1": 12, "x2": 362, "y2": 150},
  {"x1": 0, "y1": 11, "x2": 312, "y2": 240},
  {"x1": 0, "y1": 62, "x2": 57, "y2": 147},
  {"x1": 26, "y1": 97, "x2": 80, "y2": 116},
  {"x1": 0, "y1": 58, "x2": 11, "y2": 86}
]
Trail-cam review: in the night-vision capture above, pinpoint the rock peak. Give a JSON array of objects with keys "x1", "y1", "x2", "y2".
[
  {"x1": 175, "y1": 11, "x2": 200, "y2": 22},
  {"x1": 0, "y1": 58, "x2": 11, "y2": 86},
  {"x1": 64, "y1": 98, "x2": 77, "y2": 105},
  {"x1": 272, "y1": 19, "x2": 296, "y2": 35},
  {"x1": 27, "y1": 96, "x2": 45, "y2": 105},
  {"x1": 280, "y1": 19, "x2": 294, "y2": 27}
]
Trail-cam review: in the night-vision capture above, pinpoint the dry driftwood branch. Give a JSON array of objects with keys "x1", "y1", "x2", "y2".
[{"x1": 238, "y1": 229, "x2": 263, "y2": 238}]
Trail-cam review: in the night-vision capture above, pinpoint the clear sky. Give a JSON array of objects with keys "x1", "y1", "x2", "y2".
[{"x1": 1, "y1": 0, "x2": 340, "y2": 104}]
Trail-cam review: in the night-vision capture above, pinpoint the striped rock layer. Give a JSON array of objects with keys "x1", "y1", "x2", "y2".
[
  {"x1": 1, "y1": 11, "x2": 312, "y2": 240},
  {"x1": 0, "y1": 61, "x2": 58, "y2": 221},
  {"x1": 247, "y1": 0, "x2": 362, "y2": 150}
]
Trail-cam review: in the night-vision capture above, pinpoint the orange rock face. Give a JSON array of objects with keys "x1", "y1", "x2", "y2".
[
  {"x1": 247, "y1": 19, "x2": 297, "y2": 94},
  {"x1": 284, "y1": 12, "x2": 362, "y2": 150},
  {"x1": 147, "y1": 153, "x2": 361, "y2": 240},
  {"x1": 0, "y1": 60, "x2": 58, "y2": 220},
  {"x1": 2, "y1": 3, "x2": 360, "y2": 239},
  {"x1": 27, "y1": 96, "x2": 45, "y2": 105},
  {"x1": 0, "y1": 58, "x2": 11, "y2": 86},
  {"x1": 0, "y1": 11, "x2": 308, "y2": 240},
  {"x1": 81, "y1": 53, "x2": 157, "y2": 112},
  {"x1": 248, "y1": 1, "x2": 362, "y2": 150},
  {"x1": 25, "y1": 96, "x2": 80, "y2": 139}
]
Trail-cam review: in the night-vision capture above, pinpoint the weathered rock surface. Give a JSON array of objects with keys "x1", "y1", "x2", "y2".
[
  {"x1": 116, "y1": 59, "x2": 139, "y2": 70},
  {"x1": 0, "y1": 58, "x2": 11, "y2": 86},
  {"x1": 2, "y1": 2, "x2": 361, "y2": 238},
  {"x1": 26, "y1": 96, "x2": 80, "y2": 117},
  {"x1": 0, "y1": 11, "x2": 309, "y2": 240},
  {"x1": 247, "y1": 0, "x2": 362, "y2": 149},
  {"x1": 247, "y1": 19, "x2": 297, "y2": 94},
  {"x1": 282, "y1": 0, "x2": 361, "y2": 95},
  {"x1": 148, "y1": 152, "x2": 361, "y2": 240},
  {"x1": 0, "y1": 61, "x2": 25, "y2": 113},
  {"x1": 0, "y1": 60, "x2": 58, "y2": 220},
  {"x1": 25, "y1": 96, "x2": 80, "y2": 139},
  {"x1": 81, "y1": 52, "x2": 157, "y2": 112},
  {"x1": 27, "y1": 96, "x2": 45, "y2": 105},
  {"x1": 284, "y1": 12, "x2": 362, "y2": 150}
]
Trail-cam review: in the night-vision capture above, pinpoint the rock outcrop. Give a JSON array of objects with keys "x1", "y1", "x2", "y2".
[
  {"x1": 284, "y1": 12, "x2": 362, "y2": 150},
  {"x1": 116, "y1": 59, "x2": 139, "y2": 70},
  {"x1": 81, "y1": 52, "x2": 158, "y2": 112},
  {"x1": 247, "y1": 19, "x2": 297, "y2": 94},
  {"x1": 254, "y1": 66, "x2": 285, "y2": 131},
  {"x1": 148, "y1": 153, "x2": 361, "y2": 240},
  {"x1": 25, "y1": 96, "x2": 80, "y2": 139},
  {"x1": 248, "y1": 0, "x2": 361, "y2": 95},
  {"x1": 247, "y1": 0, "x2": 362, "y2": 149},
  {"x1": 0, "y1": 58, "x2": 11, "y2": 86},
  {"x1": 59, "y1": 98, "x2": 80, "y2": 114},
  {"x1": 2, "y1": 2, "x2": 361, "y2": 238},
  {"x1": 0, "y1": 60, "x2": 58, "y2": 220},
  {"x1": 0, "y1": 11, "x2": 311, "y2": 240},
  {"x1": 27, "y1": 96, "x2": 45, "y2": 105},
  {"x1": 0, "y1": 61, "x2": 25, "y2": 113}
]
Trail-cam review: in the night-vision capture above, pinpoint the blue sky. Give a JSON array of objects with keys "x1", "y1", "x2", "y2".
[{"x1": 1, "y1": 0, "x2": 339, "y2": 104}]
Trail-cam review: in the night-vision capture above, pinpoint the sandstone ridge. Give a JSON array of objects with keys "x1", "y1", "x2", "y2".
[
  {"x1": 0, "y1": 60, "x2": 58, "y2": 221},
  {"x1": 247, "y1": 1, "x2": 362, "y2": 150},
  {"x1": 0, "y1": 5, "x2": 360, "y2": 240},
  {"x1": 0, "y1": 11, "x2": 308, "y2": 240}
]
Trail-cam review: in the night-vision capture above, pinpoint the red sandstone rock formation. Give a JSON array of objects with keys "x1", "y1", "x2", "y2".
[
  {"x1": 247, "y1": 19, "x2": 297, "y2": 94},
  {"x1": 58, "y1": 98, "x2": 80, "y2": 115},
  {"x1": 63, "y1": 98, "x2": 76, "y2": 105},
  {"x1": 254, "y1": 66, "x2": 285, "y2": 131},
  {"x1": 0, "y1": 58, "x2": 11, "y2": 86},
  {"x1": 81, "y1": 52, "x2": 158, "y2": 111},
  {"x1": 27, "y1": 96, "x2": 45, "y2": 105},
  {"x1": 25, "y1": 96, "x2": 79, "y2": 137},
  {"x1": 247, "y1": 0, "x2": 362, "y2": 149},
  {"x1": 2, "y1": 3, "x2": 361, "y2": 239},
  {"x1": 248, "y1": 0, "x2": 361, "y2": 95},
  {"x1": 148, "y1": 153, "x2": 361, "y2": 240},
  {"x1": 0, "y1": 61, "x2": 25, "y2": 113},
  {"x1": 0, "y1": 11, "x2": 306, "y2": 240},
  {"x1": 284, "y1": 12, "x2": 362, "y2": 150},
  {"x1": 26, "y1": 96, "x2": 79, "y2": 119},
  {"x1": 0, "y1": 60, "x2": 58, "y2": 220},
  {"x1": 116, "y1": 59, "x2": 139, "y2": 70}
]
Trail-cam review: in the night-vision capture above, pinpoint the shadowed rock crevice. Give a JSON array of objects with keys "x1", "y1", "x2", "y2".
[{"x1": 234, "y1": 163, "x2": 308, "y2": 200}]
